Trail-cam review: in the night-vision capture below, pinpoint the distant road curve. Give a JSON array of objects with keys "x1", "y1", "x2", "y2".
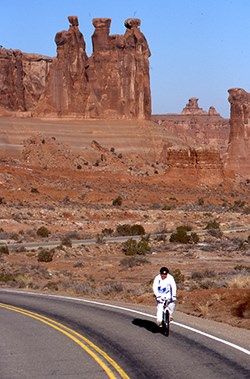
[
  {"x1": 0, "y1": 289, "x2": 249, "y2": 379},
  {"x1": 2, "y1": 225, "x2": 250, "y2": 251}
]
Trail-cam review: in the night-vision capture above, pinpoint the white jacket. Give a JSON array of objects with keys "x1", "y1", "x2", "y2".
[{"x1": 153, "y1": 273, "x2": 177, "y2": 300}]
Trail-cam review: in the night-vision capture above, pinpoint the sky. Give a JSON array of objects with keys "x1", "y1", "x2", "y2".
[{"x1": 1, "y1": 0, "x2": 250, "y2": 118}]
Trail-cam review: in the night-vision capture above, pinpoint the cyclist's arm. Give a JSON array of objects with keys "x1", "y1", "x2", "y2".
[{"x1": 170, "y1": 276, "x2": 177, "y2": 300}]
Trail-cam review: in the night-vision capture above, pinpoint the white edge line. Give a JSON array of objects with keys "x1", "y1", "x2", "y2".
[{"x1": 1, "y1": 289, "x2": 250, "y2": 356}]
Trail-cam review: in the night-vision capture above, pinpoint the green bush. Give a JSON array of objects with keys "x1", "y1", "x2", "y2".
[
  {"x1": 122, "y1": 238, "x2": 151, "y2": 256},
  {"x1": 38, "y1": 249, "x2": 54, "y2": 262},
  {"x1": 170, "y1": 229, "x2": 190, "y2": 243},
  {"x1": 37, "y1": 226, "x2": 51, "y2": 238},
  {"x1": 130, "y1": 224, "x2": 145, "y2": 235},
  {"x1": 116, "y1": 224, "x2": 145, "y2": 236}
]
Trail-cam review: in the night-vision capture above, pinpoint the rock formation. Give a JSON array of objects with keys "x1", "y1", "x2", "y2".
[
  {"x1": 0, "y1": 16, "x2": 151, "y2": 119},
  {"x1": 86, "y1": 17, "x2": 151, "y2": 119},
  {"x1": 226, "y1": 88, "x2": 250, "y2": 177},
  {"x1": 162, "y1": 147, "x2": 224, "y2": 185},
  {"x1": 0, "y1": 48, "x2": 52, "y2": 113}
]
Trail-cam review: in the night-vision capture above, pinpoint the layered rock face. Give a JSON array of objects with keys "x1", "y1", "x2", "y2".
[
  {"x1": 226, "y1": 88, "x2": 250, "y2": 177},
  {"x1": 163, "y1": 147, "x2": 224, "y2": 185},
  {"x1": 0, "y1": 16, "x2": 151, "y2": 119},
  {"x1": 0, "y1": 48, "x2": 52, "y2": 112}
]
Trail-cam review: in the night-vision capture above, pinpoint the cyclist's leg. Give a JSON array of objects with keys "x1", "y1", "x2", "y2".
[
  {"x1": 156, "y1": 302, "x2": 164, "y2": 325},
  {"x1": 168, "y1": 302, "x2": 175, "y2": 322}
]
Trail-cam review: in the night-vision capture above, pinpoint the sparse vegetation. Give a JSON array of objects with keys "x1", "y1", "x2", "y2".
[
  {"x1": 112, "y1": 195, "x2": 122, "y2": 206},
  {"x1": 122, "y1": 238, "x2": 151, "y2": 256},
  {"x1": 116, "y1": 224, "x2": 145, "y2": 236},
  {"x1": 37, "y1": 248, "x2": 54, "y2": 262},
  {"x1": 37, "y1": 226, "x2": 51, "y2": 238},
  {"x1": 205, "y1": 219, "x2": 220, "y2": 229},
  {"x1": 120, "y1": 255, "x2": 150, "y2": 268},
  {"x1": 0, "y1": 245, "x2": 9, "y2": 255}
]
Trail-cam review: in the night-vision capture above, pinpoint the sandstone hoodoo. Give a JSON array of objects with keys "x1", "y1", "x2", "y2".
[
  {"x1": 225, "y1": 88, "x2": 250, "y2": 178},
  {"x1": 0, "y1": 16, "x2": 151, "y2": 120}
]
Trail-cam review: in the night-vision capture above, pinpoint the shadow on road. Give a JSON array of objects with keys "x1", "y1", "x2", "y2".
[{"x1": 132, "y1": 318, "x2": 160, "y2": 334}]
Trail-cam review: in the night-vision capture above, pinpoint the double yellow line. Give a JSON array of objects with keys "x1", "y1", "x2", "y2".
[{"x1": 0, "y1": 302, "x2": 130, "y2": 379}]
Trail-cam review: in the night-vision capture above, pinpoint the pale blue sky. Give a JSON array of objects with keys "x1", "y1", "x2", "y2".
[{"x1": 2, "y1": 0, "x2": 250, "y2": 117}]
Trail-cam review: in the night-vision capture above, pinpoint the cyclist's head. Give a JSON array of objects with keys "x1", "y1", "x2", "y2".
[{"x1": 160, "y1": 267, "x2": 169, "y2": 277}]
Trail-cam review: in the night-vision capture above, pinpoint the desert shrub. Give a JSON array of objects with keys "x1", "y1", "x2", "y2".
[
  {"x1": 234, "y1": 264, "x2": 249, "y2": 271},
  {"x1": 102, "y1": 228, "x2": 113, "y2": 236},
  {"x1": 112, "y1": 195, "x2": 122, "y2": 206},
  {"x1": 122, "y1": 239, "x2": 138, "y2": 256},
  {"x1": 0, "y1": 271, "x2": 15, "y2": 283},
  {"x1": 43, "y1": 281, "x2": 59, "y2": 291},
  {"x1": 116, "y1": 224, "x2": 131, "y2": 236},
  {"x1": 191, "y1": 270, "x2": 216, "y2": 280},
  {"x1": 122, "y1": 238, "x2": 151, "y2": 256},
  {"x1": 226, "y1": 275, "x2": 250, "y2": 288},
  {"x1": 136, "y1": 240, "x2": 151, "y2": 255},
  {"x1": 205, "y1": 219, "x2": 220, "y2": 229},
  {"x1": 120, "y1": 256, "x2": 150, "y2": 268},
  {"x1": 130, "y1": 224, "x2": 145, "y2": 235},
  {"x1": 170, "y1": 229, "x2": 190, "y2": 244},
  {"x1": 96, "y1": 234, "x2": 105, "y2": 244},
  {"x1": 75, "y1": 282, "x2": 96, "y2": 296},
  {"x1": 177, "y1": 225, "x2": 192, "y2": 232},
  {"x1": 101, "y1": 282, "x2": 124, "y2": 295},
  {"x1": 198, "y1": 197, "x2": 204, "y2": 206},
  {"x1": 162, "y1": 205, "x2": 172, "y2": 210},
  {"x1": 37, "y1": 249, "x2": 54, "y2": 262},
  {"x1": 171, "y1": 268, "x2": 185, "y2": 284},
  {"x1": 190, "y1": 232, "x2": 199, "y2": 243},
  {"x1": 231, "y1": 200, "x2": 246, "y2": 211},
  {"x1": 37, "y1": 226, "x2": 51, "y2": 238},
  {"x1": 0, "y1": 197, "x2": 4, "y2": 204},
  {"x1": 116, "y1": 224, "x2": 145, "y2": 236},
  {"x1": 0, "y1": 245, "x2": 9, "y2": 255},
  {"x1": 31, "y1": 187, "x2": 39, "y2": 193},
  {"x1": 60, "y1": 237, "x2": 72, "y2": 247}
]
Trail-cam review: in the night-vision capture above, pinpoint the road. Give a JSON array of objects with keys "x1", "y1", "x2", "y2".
[
  {"x1": 0, "y1": 289, "x2": 249, "y2": 378},
  {"x1": 2, "y1": 225, "x2": 250, "y2": 251}
]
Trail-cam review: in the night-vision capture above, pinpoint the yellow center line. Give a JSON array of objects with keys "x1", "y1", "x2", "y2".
[{"x1": 0, "y1": 302, "x2": 130, "y2": 379}]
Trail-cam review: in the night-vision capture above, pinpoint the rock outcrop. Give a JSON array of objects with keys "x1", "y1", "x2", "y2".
[
  {"x1": 0, "y1": 16, "x2": 151, "y2": 119},
  {"x1": 226, "y1": 88, "x2": 250, "y2": 177},
  {"x1": 181, "y1": 97, "x2": 220, "y2": 116},
  {"x1": 162, "y1": 147, "x2": 224, "y2": 185},
  {"x1": 0, "y1": 48, "x2": 52, "y2": 112}
]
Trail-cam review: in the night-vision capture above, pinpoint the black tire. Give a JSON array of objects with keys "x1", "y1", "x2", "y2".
[{"x1": 163, "y1": 309, "x2": 170, "y2": 336}]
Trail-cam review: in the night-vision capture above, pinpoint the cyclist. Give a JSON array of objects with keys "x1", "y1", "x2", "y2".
[{"x1": 153, "y1": 266, "x2": 177, "y2": 326}]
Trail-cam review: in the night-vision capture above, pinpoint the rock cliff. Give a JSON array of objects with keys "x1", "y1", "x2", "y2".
[
  {"x1": 0, "y1": 48, "x2": 52, "y2": 113},
  {"x1": 0, "y1": 16, "x2": 151, "y2": 119}
]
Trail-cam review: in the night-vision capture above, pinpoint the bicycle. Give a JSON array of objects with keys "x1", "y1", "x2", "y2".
[{"x1": 161, "y1": 298, "x2": 172, "y2": 336}]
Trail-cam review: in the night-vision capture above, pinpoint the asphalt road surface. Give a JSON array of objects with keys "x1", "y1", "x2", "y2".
[{"x1": 0, "y1": 289, "x2": 249, "y2": 378}]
